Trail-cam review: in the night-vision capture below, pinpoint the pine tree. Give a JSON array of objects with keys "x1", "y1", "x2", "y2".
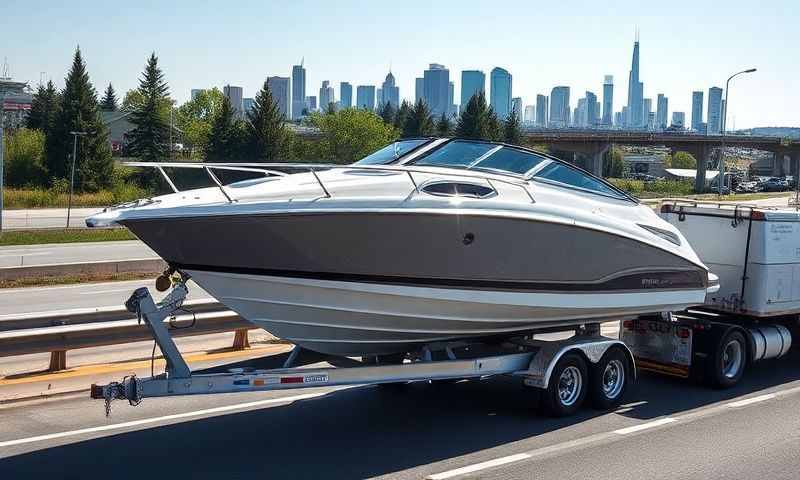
[
  {"x1": 126, "y1": 53, "x2": 171, "y2": 162},
  {"x1": 206, "y1": 96, "x2": 245, "y2": 162},
  {"x1": 402, "y1": 98, "x2": 434, "y2": 137},
  {"x1": 100, "y1": 83, "x2": 118, "y2": 111},
  {"x1": 503, "y1": 107, "x2": 522, "y2": 145},
  {"x1": 378, "y1": 102, "x2": 396, "y2": 125},
  {"x1": 393, "y1": 100, "x2": 411, "y2": 131},
  {"x1": 435, "y1": 112, "x2": 453, "y2": 137},
  {"x1": 26, "y1": 80, "x2": 60, "y2": 135},
  {"x1": 487, "y1": 109, "x2": 502, "y2": 142},
  {"x1": 455, "y1": 92, "x2": 492, "y2": 139},
  {"x1": 47, "y1": 47, "x2": 113, "y2": 190},
  {"x1": 244, "y1": 80, "x2": 287, "y2": 162}
]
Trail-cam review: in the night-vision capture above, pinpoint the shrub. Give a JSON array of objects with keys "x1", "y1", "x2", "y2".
[{"x1": 3, "y1": 128, "x2": 48, "y2": 188}]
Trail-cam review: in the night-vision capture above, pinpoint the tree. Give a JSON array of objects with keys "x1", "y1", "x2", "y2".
[
  {"x1": 243, "y1": 80, "x2": 288, "y2": 161},
  {"x1": 175, "y1": 87, "x2": 224, "y2": 158},
  {"x1": 206, "y1": 96, "x2": 246, "y2": 162},
  {"x1": 3, "y1": 128, "x2": 48, "y2": 187},
  {"x1": 487, "y1": 109, "x2": 502, "y2": 142},
  {"x1": 669, "y1": 151, "x2": 697, "y2": 169},
  {"x1": 604, "y1": 147, "x2": 626, "y2": 178},
  {"x1": 503, "y1": 108, "x2": 522, "y2": 145},
  {"x1": 307, "y1": 108, "x2": 397, "y2": 163},
  {"x1": 125, "y1": 53, "x2": 171, "y2": 162},
  {"x1": 393, "y1": 100, "x2": 411, "y2": 131},
  {"x1": 26, "y1": 80, "x2": 60, "y2": 135},
  {"x1": 435, "y1": 112, "x2": 453, "y2": 137},
  {"x1": 402, "y1": 98, "x2": 434, "y2": 137},
  {"x1": 455, "y1": 92, "x2": 493, "y2": 140},
  {"x1": 378, "y1": 102, "x2": 396, "y2": 125},
  {"x1": 121, "y1": 89, "x2": 144, "y2": 112},
  {"x1": 100, "y1": 83, "x2": 118, "y2": 111},
  {"x1": 325, "y1": 102, "x2": 337, "y2": 115},
  {"x1": 47, "y1": 47, "x2": 113, "y2": 191}
]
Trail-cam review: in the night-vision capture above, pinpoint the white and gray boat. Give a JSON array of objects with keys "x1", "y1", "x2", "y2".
[{"x1": 88, "y1": 138, "x2": 714, "y2": 356}]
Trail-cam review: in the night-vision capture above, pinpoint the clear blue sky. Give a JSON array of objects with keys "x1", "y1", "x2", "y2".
[{"x1": 3, "y1": 0, "x2": 797, "y2": 128}]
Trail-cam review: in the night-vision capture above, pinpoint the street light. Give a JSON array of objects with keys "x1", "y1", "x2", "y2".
[
  {"x1": 67, "y1": 131, "x2": 87, "y2": 228},
  {"x1": 719, "y1": 68, "x2": 757, "y2": 195}
]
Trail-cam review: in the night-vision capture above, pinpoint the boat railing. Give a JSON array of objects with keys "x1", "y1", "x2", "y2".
[{"x1": 123, "y1": 161, "x2": 536, "y2": 203}]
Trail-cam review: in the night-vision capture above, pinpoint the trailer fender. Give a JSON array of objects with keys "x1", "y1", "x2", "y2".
[{"x1": 520, "y1": 339, "x2": 635, "y2": 389}]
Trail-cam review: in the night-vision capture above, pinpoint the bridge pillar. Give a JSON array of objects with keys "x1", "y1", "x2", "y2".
[
  {"x1": 690, "y1": 144, "x2": 710, "y2": 193},
  {"x1": 772, "y1": 152, "x2": 787, "y2": 176},
  {"x1": 589, "y1": 143, "x2": 610, "y2": 177}
]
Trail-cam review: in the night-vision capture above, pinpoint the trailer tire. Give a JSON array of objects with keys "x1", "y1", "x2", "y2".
[
  {"x1": 709, "y1": 330, "x2": 747, "y2": 389},
  {"x1": 541, "y1": 352, "x2": 588, "y2": 417},
  {"x1": 588, "y1": 347, "x2": 631, "y2": 410}
]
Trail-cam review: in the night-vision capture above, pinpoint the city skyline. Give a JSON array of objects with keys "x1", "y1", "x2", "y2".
[{"x1": 2, "y1": 0, "x2": 796, "y2": 129}]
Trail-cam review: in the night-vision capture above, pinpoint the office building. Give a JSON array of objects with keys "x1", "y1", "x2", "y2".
[
  {"x1": 379, "y1": 72, "x2": 399, "y2": 109},
  {"x1": 190, "y1": 89, "x2": 203, "y2": 101},
  {"x1": 223, "y1": 85, "x2": 244, "y2": 119},
  {"x1": 536, "y1": 94, "x2": 548, "y2": 127},
  {"x1": 626, "y1": 36, "x2": 644, "y2": 127},
  {"x1": 585, "y1": 91, "x2": 597, "y2": 127},
  {"x1": 291, "y1": 61, "x2": 306, "y2": 119},
  {"x1": 643, "y1": 98, "x2": 653, "y2": 130},
  {"x1": 305, "y1": 95, "x2": 317, "y2": 112},
  {"x1": 671, "y1": 111, "x2": 685, "y2": 128},
  {"x1": 691, "y1": 91, "x2": 703, "y2": 131},
  {"x1": 490, "y1": 67, "x2": 512, "y2": 119},
  {"x1": 356, "y1": 85, "x2": 375, "y2": 110},
  {"x1": 461, "y1": 70, "x2": 485, "y2": 107},
  {"x1": 423, "y1": 63, "x2": 450, "y2": 117},
  {"x1": 549, "y1": 86, "x2": 570, "y2": 127},
  {"x1": 656, "y1": 94, "x2": 668, "y2": 130},
  {"x1": 415, "y1": 77, "x2": 424, "y2": 103},
  {"x1": 512, "y1": 97, "x2": 523, "y2": 119},
  {"x1": 524, "y1": 105, "x2": 535, "y2": 124},
  {"x1": 319, "y1": 80, "x2": 335, "y2": 111},
  {"x1": 602, "y1": 75, "x2": 613, "y2": 126},
  {"x1": 707, "y1": 86, "x2": 723, "y2": 134},
  {"x1": 340, "y1": 82, "x2": 353, "y2": 109},
  {"x1": 243, "y1": 98, "x2": 254, "y2": 113},
  {"x1": 267, "y1": 76, "x2": 291, "y2": 119}
]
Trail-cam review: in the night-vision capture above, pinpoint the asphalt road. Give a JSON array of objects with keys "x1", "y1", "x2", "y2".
[
  {"x1": 2, "y1": 208, "x2": 100, "y2": 230},
  {"x1": 1, "y1": 348, "x2": 799, "y2": 479},
  {"x1": 0, "y1": 240, "x2": 155, "y2": 268}
]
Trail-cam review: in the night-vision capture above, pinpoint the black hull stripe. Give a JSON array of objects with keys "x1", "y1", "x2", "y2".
[{"x1": 172, "y1": 263, "x2": 706, "y2": 293}]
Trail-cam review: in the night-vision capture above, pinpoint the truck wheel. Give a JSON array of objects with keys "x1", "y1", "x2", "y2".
[
  {"x1": 541, "y1": 353, "x2": 588, "y2": 417},
  {"x1": 589, "y1": 347, "x2": 631, "y2": 410},
  {"x1": 709, "y1": 330, "x2": 747, "y2": 389}
]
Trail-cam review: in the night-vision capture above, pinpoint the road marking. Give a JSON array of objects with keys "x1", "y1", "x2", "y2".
[
  {"x1": 613, "y1": 417, "x2": 676, "y2": 435},
  {"x1": 0, "y1": 391, "x2": 326, "y2": 448},
  {"x1": 727, "y1": 393, "x2": 775, "y2": 408},
  {"x1": 79, "y1": 288, "x2": 141, "y2": 295},
  {"x1": 427, "y1": 454, "x2": 532, "y2": 480}
]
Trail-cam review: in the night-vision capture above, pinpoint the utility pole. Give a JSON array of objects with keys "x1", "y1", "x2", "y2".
[
  {"x1": 719, "y1": 68, "x2": 756, "y2": 195},
  {"x1": 0, "y1": 125, "x2": 4, "y2": 234},
  {"x1": 67, "y1": 131, "x2": 87, "y2": 228}
]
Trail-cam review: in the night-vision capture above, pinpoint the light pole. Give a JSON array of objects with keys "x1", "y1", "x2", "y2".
[
  {"x1": 0, "y1": 125, "x2": 4, "y2": 234},
  {"x1": 67, "y1": 131, "x2": 87, "y2": 228},
  {"x1": 719, "y1": 68, "x2": 757, "y2": 195}
]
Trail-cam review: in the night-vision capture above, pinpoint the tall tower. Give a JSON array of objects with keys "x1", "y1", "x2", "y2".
[
  {"x1": 602, "y1": 75, "x2": 614, "y2": 126},
  {"x1": 291, "y1": 59, "x2": 306, "y2": 120},
  {"x1": 626, "y1": 31, "x2": 644, "y2": 128}
]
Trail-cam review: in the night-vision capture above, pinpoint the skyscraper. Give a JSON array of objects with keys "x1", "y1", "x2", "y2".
[
  {"x1": 379, "y1": 72, "x2": 399, "y2": 109},
  {"x1": 549, "y1": 86, "x2": 570, "y2": 127},
  {"x1": 671, "y1": 111, "x2": 685, "y2": 128},
  {"x1": 524, "y1": 105, "x2": 535, "y2": 124},
  {"x1": 656, "y1": 94, "x2": 668, "y2": 130},
  {"x1": 423, "y1": 63, "x2": 449, "y2": 117},
  {"x1": 585, "y1": 91, "x2": 597, "y2": 127},
  {"x1": 223, "y1": 85, "x2": 244, "y2": 119},
  {"x1": 340, "y1": 82, "x2": 353, "y2": 109},
  {"x1": 602, "y1": 75, "x2": 614, "y2": 126},
  {"x1": 576, "y1": 97, "x2": 587, "y2": 127},
  {"x1": 266, "y1": 76, "x2": 291, "y2": 119},
  {"x1": 191, "y1": 89, "x2": 203, "y2": 100},
  {"x1": 707, "y1": 86, "x2": 723, "y2": 134},
  {"x1": 691, "y1": 91, "x2": 703, "y2": 132},
  {"x1": 291, "y1": 61, "x2": 306, "y2": 120},
  {"x1": 536, "y1": 94, "x2": 548, "y2": 127},
  {"x1": 319, "y1": 80, "x2": 335, "y2": 111},
  {"x1": 356, "y1": 85, "x2": 375, "y2": 110},
  {"x1": 305, "y1": 96, "x2": 317, "y2": 112},
  {"x1": 643, "y1": 98, "x2": 653, "y2": 130},
  {"x1": 490, "y1": 67, "x2": 512, "y2": 120},
  {"x1": 415, "y1": 77, "x2": 424, "y2": 103},
  {"x1": 448, "y1": 81, "x2": 456, "y2": 117},
  {"x1": 512, "y1": 97, "x2": 523, "y2": 119},
  {"x1": 625, "y1": 35, "x2": 644, "y2": 128},
  {"x1": 460, "y1": 70, "x2": 485, "y2": 107}
]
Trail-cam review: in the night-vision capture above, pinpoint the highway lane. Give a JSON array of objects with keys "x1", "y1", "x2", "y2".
[
  {"x1": 0, "y1": 240, "x2": 155, "y2": 268},
  {"x1": 1, "y1": 349, "x2": 799, "y2": 479},
  {"x1": 1, "y1": 208, "x2": 100, "y2": 230}
]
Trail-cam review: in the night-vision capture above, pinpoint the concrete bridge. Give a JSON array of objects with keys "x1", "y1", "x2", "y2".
[{"x1": 522, "y1": 129, "x2": 800, "y2": 192}]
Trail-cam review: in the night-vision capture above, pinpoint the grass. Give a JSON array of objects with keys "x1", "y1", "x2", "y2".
[
  {"x1": 0, "y1": 228, "x2": 136, "y2": 246},
  {"x1": 0, "y1": 271, "x2": 156, "y2": 289},
  {"x1": 3, "y1": 184, "x2": 149, "y2": 209}
]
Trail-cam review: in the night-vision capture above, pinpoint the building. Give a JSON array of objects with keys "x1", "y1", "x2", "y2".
[
  {"x1": 379, "y1": 72, "x2": 399, "y2": 109},
  {"x1": 291, "y1": 61, "x2": 306, "y2": 120},
  {"x1": 305, "y1": 96, "x2": 317, "y2": 112},
  {"x1": 625, "y1": 154, "x2": 667, "y2": 177},
  {"x1": 460, "y1": 70, "x2": 485, "y2": 107},
  {"x1": 190, "y1": 89, "x2": 203, "y2": 101},
  {"x1": 448, "y1": 81, "x2": 458, "y2": 117},
  {"x1": 549, "y1": 86, "x2": 570, "y2": 127},
  {"x1": 243, "y1": 97, "x2": 254, "y2": 113},
  {"x1": 266, "y1": 76, "x2": 291, "y2": 119},
  {"x1": 524, "y1": 105, "x2": 535, "y2": 124},
  {"x1": 656, "y1": 94, "x2": 668, "y2": 130},
  {"x1": 671, "y1": 111, "x2": 686, "y2": 129},
  {"x1": 643, "y1": 98, "x2": 653, "y2": 130},
  {"x1": 490, "y1": 67, "x2": 512, "y2": 120},
  {"x1": 575, "y1": 97, "x2": 588, "y2": 127},
  {"x1": 415, "y1": 77, "x2": 424, "y2": 103},
  {"x1": 585, "y1": 91, "x2": 598, "y2": 127},
  {"x1": 691, "y1": 91, "x2": 704, "y2": 132},
  {"x1": 536, "y1": 94, "x2": 548, "y2": 127},
  {"x1": 319, "y1": 80, "x2": 335, "y2": 111},
  {"x1": 0, "y1": 78, "x2": 32, "y2": 129},
  {"x1": 340, "y1": 82, "x2": 353, "y2": 109},
  {"x1": 223, "y1": 85, "x2": 244, "y2": 119},
  {"x1": 602, "y1": 75, "x2": 614, "y2": 126},
  {"x1": 707, "y1": 86, "x2": 723, "y2": 134},
  {"x1": 614, "y1": 111, "x2": 623, "y2": 127},
  {"x1": 512, "y1": 97, "x2": 523, "y2": 119},
  {"x1": 423, "y1": 63, "x2": 449, "y2": 117},
  {"x1": 625, "y1": 36, "x2": 644, "y2": 128},
  {"x1": 356, "y1": 85, "x2": 375, "y2": 110}
]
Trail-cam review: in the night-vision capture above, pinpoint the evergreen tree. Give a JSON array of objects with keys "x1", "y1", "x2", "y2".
[
  {"x1": 503, "y1": 107, "x2": 522, "y2": 145},
  {"x1": 435, "y1": 112, "x2": 453, "y2": 137},
  {"x1": 378, "y1": 102, "x2": 396, "y2": 125},
  {"x1": 455, "y1": 92, "x2": 492, "y2": 139},
  {"x1": 244, "y1": 80, "x2": 287, "y2": 161},
  {"x1": 100, "y1": 83, "x2": 118, "y2": 111},
  {"x1": 393, "y1": 100, "x2": 411, "y2": 131},
  {"x1": 26, "y1": 80, "x2": 60, "y2": 135},
  {"x1": 487, "y1": 109, "x2": 502, "y2": 142},
  {"x1": 402, "y1": 98, "x2": 434, "y2": 137},
  {"x1": 47, "y1": 47, "x2": 113, "y2": 191},
  {"x1": 126, "y1": 53, "x2": 171, "y2": 162},
  {"x1": 325, "y1": 102, "x2": 336, "y2": 115},
  {"x1": 206, "y1": 96, "x2": 245, "y2": 162}
]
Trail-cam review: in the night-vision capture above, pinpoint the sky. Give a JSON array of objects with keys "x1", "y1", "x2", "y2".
[{"x1": 3, "y1": 0, "x2": 797, "y2": 129}]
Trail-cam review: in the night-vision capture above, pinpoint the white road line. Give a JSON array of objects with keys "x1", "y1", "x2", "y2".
[
  {"x1": 613, "y1": 417, "x2": 676, "y2": 435},
  {"x1": 427, "y1": 454, "x2": 532, "y2": 480},
  {"x1": 727, "y1": 393, "x2": 775, "y2": 408},
  {"x1": 0, "y1": 392, "x2": 326, "y2": 448}
]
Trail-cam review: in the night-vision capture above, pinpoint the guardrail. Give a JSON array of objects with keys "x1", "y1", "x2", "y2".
[{"x1": 0, "y1": 301, "x2": 256, "y2": 372}]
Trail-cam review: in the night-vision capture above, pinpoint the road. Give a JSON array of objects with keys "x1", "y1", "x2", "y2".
[
  {"x1": 1, "y1": 207, "x2": 100, "y2": 230},
  {"x1": 1, "y1": 348, "x2": 799, "y2": 479},
  {"x1": 0, "y1": 240, "x2": 155, "y2": 268}
]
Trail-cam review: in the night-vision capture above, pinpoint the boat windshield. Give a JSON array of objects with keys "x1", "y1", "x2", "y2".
[
  {"x1": 410, "y1": 140, "x2": 548, "y2": 175},
  {"x1": 353, "y1": 139, "x2": 431, "y2": 165}
]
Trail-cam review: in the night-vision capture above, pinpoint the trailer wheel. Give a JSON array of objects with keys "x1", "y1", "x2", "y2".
[
  {"x1": 709, "y1": 330, "x2": 747, "y2": 389},
  {"x1": 588, "y1": 347, "x2": 631, "y2": 410},
  {"x1": 541, "y1": 352, "x2": 588, "y2": 417}
]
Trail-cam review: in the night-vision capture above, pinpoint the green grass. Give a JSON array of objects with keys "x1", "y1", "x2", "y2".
[
  {"x1": 3, "y1": 184, "x2": 149, "y2": 209},
  {"x1": 0, "y1": 228, "x2": 136, "y2": 246},
  {"x1": 0, "y1": 271, "x2": 154, "y2": 289}
]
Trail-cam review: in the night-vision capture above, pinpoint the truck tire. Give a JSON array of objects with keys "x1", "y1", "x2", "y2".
[
  {"x1": 541, "y1": 352, "x2": 588, "y2": 417},
  {"x1": 709, "y1": 330, "x2": 747, "y2": 389},
  {"x1": 589, "y1": 347, "x2": 631, "y2": 410}
]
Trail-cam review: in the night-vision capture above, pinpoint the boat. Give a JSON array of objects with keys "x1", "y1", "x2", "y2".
[{"x1": 87, "y1": 138, "x2": 714, "y2": 356}]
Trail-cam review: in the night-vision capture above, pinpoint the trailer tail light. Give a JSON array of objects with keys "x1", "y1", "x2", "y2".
[
  {"x1": 751, "y1": 210, "x2": 765, "y2": 220},
  {"x1": 623, "y1": 320, "x2": 635, "y2": 330},
  {"x1": 677, "y1": 327, "x2": 691, "y2": 339},
  {"x1": 281, "y1": 376, "x2": 304, "y2": 384}
]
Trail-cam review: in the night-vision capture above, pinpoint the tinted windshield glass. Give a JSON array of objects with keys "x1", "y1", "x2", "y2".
[
  {"x1": 472, "y1": 148, "x2": 548, "y2": 174},
  {"x1": 535, "y1": 162, "x2": 626, "y2": 198},
  {"x1": 353, "y1": 139, "x2": 429, "y2": 165},
  {"x1": 412, "y1": 141, "x2": 496, "y2": 168}
]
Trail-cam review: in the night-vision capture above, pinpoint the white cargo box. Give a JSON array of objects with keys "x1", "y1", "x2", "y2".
[{"x1": 661, "y1": 201, "x2": 800, "y2": 317}]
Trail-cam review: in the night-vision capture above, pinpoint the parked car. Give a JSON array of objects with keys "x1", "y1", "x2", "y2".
[{"x1": 763, "y1": 177, "x2": 789, "y2": 192}]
